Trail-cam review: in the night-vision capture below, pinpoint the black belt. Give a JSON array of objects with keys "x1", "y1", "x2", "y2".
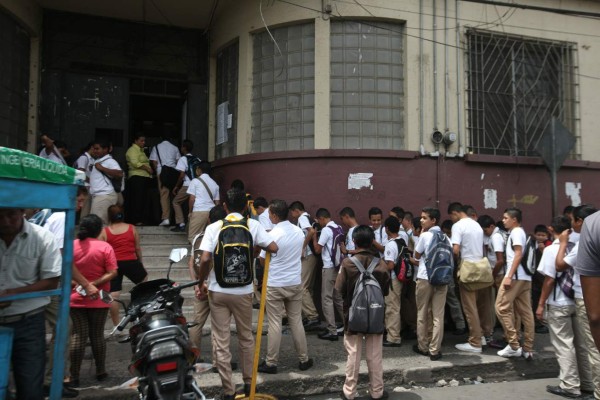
[{"x1": 0, "y1": 307, "x2": 45, "y2": 324}]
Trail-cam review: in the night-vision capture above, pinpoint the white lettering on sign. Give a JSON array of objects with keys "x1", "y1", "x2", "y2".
[
  {"x1": 348, "y1": 173, "x2": 373, "y2": 190},
  {"x1": 483, "y1": 189, "x2": 497, "y2": 209},
  {"x1": 565, "y1": 182, "x2": 582, "y2": 206}
]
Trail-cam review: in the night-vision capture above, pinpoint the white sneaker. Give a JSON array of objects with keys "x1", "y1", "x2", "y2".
[
  {"x1": 455, "y1": 343, "x2": 482, "y2": 353},
  {"x1": 522, "y1": 350, "x2": 533, "y2": 360},
  {"x1": 159, "y1": 219, "x2": 170, "y2": 226},
  {"x1": 497, "y1": 344, "x2": 522, "y2": 358}
]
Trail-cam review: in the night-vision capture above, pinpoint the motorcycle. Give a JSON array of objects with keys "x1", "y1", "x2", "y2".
[{"x1": 113, "y1": 248, "x2": 205, "y2": 400}]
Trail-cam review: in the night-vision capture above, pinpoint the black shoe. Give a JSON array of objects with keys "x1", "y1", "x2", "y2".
[
  {"x1": 303, "y1": 319, "x2": 320, "y2": 330},
  {"x1": 170, "y1": 225, "x2": 185, "y2": 232},
  {"x1": 257, "y1": 360, "x2": 278, "y2": 374},
  {"x1": 252, "y1": 302, "x2": 261, "y2": 309},
  {"x1": 299, "y1": 358, "x2": 314, "y2": 371},
  {"x1": 546, "y1": 385, "x2": 581, "y2": 398},
  {"x1": 535, "y1": 325, "x2": 549, "y2": 334},
  {"x1": 63, "y1": 379, "x2": 79, "y2": 389},
  {"x1": 453, "y1": 327, "x2": 468, "y2": 335},
  {"x1": 430, "y1": 352, "x2": 443, "y2": 361},
  {"x1": 337, "y1": 324, "x2": 345, "y2": 336},
  {"x1": 318, "y1": 331, "x2": 339, "y2": 341},
  {"x1": 244, "y1": 383, "x2": 251, "y2": 397},
  {"x1": 43, "y1": 385, "x2": 79, "y2": 398},
  {"x1": 412, "y1": 344, "x2": 429, "y2": 356},
  {"x1": 371, "y1": 390, "x2": 389, "y2": 400},
  {"x1": 223, "y1": 394, "x2": 235, "y2": 400},
  {"x1": 231, "y1": 361, "x2": 238, "y2": 371},
  {"x1": 211, "y1": 366, "x2": 219, "y2": 373},
  {"x1": 383, "y1": 340, "x2": 402, "y2": 347}
]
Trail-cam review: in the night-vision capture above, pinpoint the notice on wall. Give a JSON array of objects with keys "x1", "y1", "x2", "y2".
[
  {"x1": 565, "y1": 182, "x2": 582, "y2": 206},
  {"x1": 217, "y1": 101, "x2": 229, "y2": 145},
  {"x1": 348, "y1": 173, "x2": 373, "y2": 190},
  {"x1": 483, "y1": 188, "x2": 498, "y2": 209}
]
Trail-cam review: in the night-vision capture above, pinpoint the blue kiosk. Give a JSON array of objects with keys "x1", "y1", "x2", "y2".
[{"x1": 0, "y1": 147, "x2": 85, "y2": 400}]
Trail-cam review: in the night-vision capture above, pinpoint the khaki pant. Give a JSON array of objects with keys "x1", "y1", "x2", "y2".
[
  {"x1": 495, "y1": 280, "x2": 535, "y2": 351},
  {"x1": 446, "y1": 279, "x2": 466, "y2": 330},
  {"x1": 157, "y1": 178, "x2": 171, "y2": 221},
  {"x1": 575, "y1": 298, "x2": 600, "y2": 399},
  {"x1": 172, "y1": 186, "x2": 190, "y2": 225},
  {"x1": 90, "y1": 192, "x2": 118, "y2": 225},
  {"x1": 188, "y1": 211, "x2": 210, "y2": 244},
  {"x1": 459, "y1": 284, "x2": 494, "y2": 347},
  {"x1": 416, "y1": 279, "x2": 448, "y2": 355},
  {"x1": 265, "y1": 284, "x2": 308, "y2": 365},
  {"x1": 44, "y1": 296, "x2": 72, "y2": 383},
  {"x1": 301, "y1": 254, "x2": 319, "y2": 321},
  {"x1": 384, "y1": 278, "x2": 403, "y2": 343},
  {"x1": 547, "y1": 304, "x2": 594, "y2": 395},
  {"x1": 322, "y1": 267, "x2": 344, "y2": 334},
  {"x1": 189, "y1": 296, "x2": 211, "y2": 350},
  {"x1": 80, "y1": 194, "x2": 91, "y2": 219},
  {"x1": 342, "y1": 333, "x2": 384, "y2": 400},
  {"x1": 208, "y1": 291, "x2": 253, "y2": 396}
]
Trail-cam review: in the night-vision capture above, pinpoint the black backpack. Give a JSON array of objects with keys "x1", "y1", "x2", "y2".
[
  {"x1": 393, "y1": 238, "x2": 414, "y2": 283},
  {"x1": 185, "y1": 155, "x2": 202, "y2": 180},
  {"x1": 348, "y1": 256, "x2": 386, "y2": 334},
  {"x1": 213, "y1": 218, "x2": 254, "y2": 288}
]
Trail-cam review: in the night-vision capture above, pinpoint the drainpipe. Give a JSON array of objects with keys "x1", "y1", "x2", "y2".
[
  {"x1": 433, "y1": 0, "x2": 438, "y2": 134},
  {"x1": 419, "y1": 0, "x2": 425, "y2": 154},
  {"x1": 444, "y1": 0, "x2": 449, "y2": 135},
  {"x1": 455, "y1": 0, "x2": 463, "y2": 155}
]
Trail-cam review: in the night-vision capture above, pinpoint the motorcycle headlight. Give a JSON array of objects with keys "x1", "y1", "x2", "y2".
[{"x1": 148, "y1": 342, "x2": 183, "y2": 361}]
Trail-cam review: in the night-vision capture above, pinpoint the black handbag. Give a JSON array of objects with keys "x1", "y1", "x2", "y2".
[{"x1": 155, "y1": 147, "x2": 179, "y2": 190}]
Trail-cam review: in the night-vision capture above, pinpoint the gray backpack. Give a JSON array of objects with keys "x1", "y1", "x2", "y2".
[{"x1": 348, "y1": 256, "x2": 385, "y2": 334}]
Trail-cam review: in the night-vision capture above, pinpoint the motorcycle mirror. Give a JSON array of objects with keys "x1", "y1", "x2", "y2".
[{"x1": 169, "y1": 248, "x2": 188, "y2": 264}]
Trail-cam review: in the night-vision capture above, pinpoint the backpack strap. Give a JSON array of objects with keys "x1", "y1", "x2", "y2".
[
  {"x1": 196, "y1": 176, "x2": 214, "y2": 202},
  {"x1": 350, "y1": 256, "x2": 379, "y2": 274}
]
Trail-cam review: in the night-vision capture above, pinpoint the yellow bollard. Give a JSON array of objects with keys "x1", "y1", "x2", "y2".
[{"x1": 236, "y1": 253, "x2": 277, "y2": 400}]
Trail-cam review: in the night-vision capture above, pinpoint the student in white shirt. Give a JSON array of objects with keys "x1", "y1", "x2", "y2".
[
  {"x1": 289, "y1": 201, "x2": 320, "y2": 329},
  {"x1": 89, "y1": 140, "x2": 123, "y2": 225},
  {"x1": 536, "y1": 215, "x2": 593, "y2": 398},
  {"x1": 186, "y1": 160, "x2": 219, "y2": 244},
  {"x1": 383, "y1": 216, "x2": 408, "y2": 347},
  {"x1": 254, "y1": 197, "x2": 273, "y2": 231},
  {"x1": 149, "y1": 138, "x2": 180, "y2": 226},
  {"x1": 495, "y1": 207, "x2": 535, "y2": 359},
  {"x1": 39, "y1": 134, "x2": 68, "y2": 165},
  {"x1": 339, "y1": 207, "x2": 359, "y2": 257},
  {"x1": 257, "y1": 200, "x2": 313, "y2": 374},
  {"x1": 171, "y1": 140, "x2": 195, "y2": 232},
  {"x1": 369, "y1": 207, "x2": 388, "y2": 256}
]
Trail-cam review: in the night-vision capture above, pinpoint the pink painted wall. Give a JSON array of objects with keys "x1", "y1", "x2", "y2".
[{"x1": 211, "y1": 150, "x2": 600, "y2": 232}]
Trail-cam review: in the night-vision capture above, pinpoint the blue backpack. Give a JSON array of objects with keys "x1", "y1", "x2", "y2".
[
  {"x1": 185, "y1": 155, "x2": 202, "y2": 180},
  {"x1": 424, "y1": 231, "x2": 454, "y2": 285},
  {"x1": 326, "y1": 225, "x2": 346, "y2": 269}
]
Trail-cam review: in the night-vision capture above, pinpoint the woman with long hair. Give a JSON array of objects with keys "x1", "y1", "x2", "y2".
[
  {"x1": 98, "y1": 204, "x2": 148, "y2": 328},
  {"x1": 70, "y1": 214, "x2": 117, "y2": 386}
]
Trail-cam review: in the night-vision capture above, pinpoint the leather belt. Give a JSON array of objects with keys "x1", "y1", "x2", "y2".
[{"x1": 0, "y1": 307, "x2": 45, "y2": 324}]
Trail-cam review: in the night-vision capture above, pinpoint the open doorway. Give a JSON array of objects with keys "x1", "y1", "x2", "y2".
[{"x1": 129, "y1": 94, "x2": 184, "y2": 150}]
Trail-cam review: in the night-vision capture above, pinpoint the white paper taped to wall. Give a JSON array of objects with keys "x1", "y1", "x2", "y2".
[
  {"x1": 565, "y1": 182, "x2": 582, "y2": 206},
  {"x1": 348, "y1": 173, "x2": 373, "y2": 190},
  {"x1": 483, "y1": 188, "x2": 498, "y2": 209}
]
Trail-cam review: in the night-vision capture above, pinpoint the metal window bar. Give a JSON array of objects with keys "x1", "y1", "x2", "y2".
[{"x1": 466, "y1": 29, "x2": 578, "y2": 158}]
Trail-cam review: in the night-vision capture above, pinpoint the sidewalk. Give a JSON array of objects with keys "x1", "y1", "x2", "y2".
[{"x1": 74, "y1": 325, "x2": 558, "y2": 399}]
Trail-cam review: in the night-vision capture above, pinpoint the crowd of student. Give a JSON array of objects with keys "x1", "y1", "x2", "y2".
[{"x1": 7, "y1": 134, "x2": 599, "y2": 400}]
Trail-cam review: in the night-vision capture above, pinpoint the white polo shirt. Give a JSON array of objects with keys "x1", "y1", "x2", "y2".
[
  {"x1": 89, "y1": 155, "x2": 121, "y2": 196},
  {"x1": 451, "y1": 217, "x2": 484, "y2": 261},
  {"x1": 297, "y1": 212, "x2": 313, "y2": 257},
  {"x1": 187, "y1": 174, "x2": 220, "y2": 212},
  {"x1": 345, "y1": 225, "x2": 357, "y2": 252},
  {"x1": 260, "y1": 220, "x2": 303, "y2": 287},
  {"x1": 537, "y1": 239, "x2": 573, "y2": 306},
  {"x1": 175, "y1": 154, "x2": 192, "y2": 187},
  {"x1": 506, "y1": 227, "x2": 530, "y2": 281},
  {"x1": 44, "y1": 211, "x2": 66, "y2": 250},
  {"x1": 200, "y1": 213, "x2": 272, "y2": 295},
  {"x1": 318, "y1": 221, "x2": 341, "y2": 269},
  {"x1": 75, "y1": 152, "x2": 94, "y2": 180},
  {"x1": 485, "y1": 227, "x2": 505, "y2": 271},
  {"x1": 414, "y1": 226, "x2": 448, "y2": 280},
  {"x1": 258, "y1": 209, "x2": 274, "y2": 231},
  {"x1": 564, "y1": 242, "x2": 582, "y2": 299},
  {"x1": 39, "y1": 147, "x2": 66, "y2": 165},
  {"x1": 0, "y1": 220, "x2": 62, "y2": 316},
  {"x1": 149, "y1": 140, "x2": 180, "y2": 175}
]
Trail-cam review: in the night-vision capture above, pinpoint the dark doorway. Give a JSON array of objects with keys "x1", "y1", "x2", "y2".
[{"x1": 129, "y1": 95, "x2": 184, "y2": 149}]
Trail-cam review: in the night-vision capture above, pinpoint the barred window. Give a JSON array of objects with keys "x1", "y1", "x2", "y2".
[
  {"x1": 330, "y1": 21, "x2": 404, "y2": 150},
  {"x1": 215, "y1": 41, "x2": 239, "y2": 159},
  {"x1": 251, "y1": 23, "x2": 315, "y2": 153},
  {"x1": 466, "y1": 30, "x2": 578, "y2": 157}
]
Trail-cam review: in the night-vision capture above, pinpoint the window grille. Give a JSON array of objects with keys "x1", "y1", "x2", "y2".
[
  {"x1": 251, "y1": 23, "x2": 315, "y2": 153},
  {"x1": 466, "y1": 29, "x2": 578, "y2": 157},
  {"x1": 330, "y1": 21, "x2": 404, "y2": 150}
]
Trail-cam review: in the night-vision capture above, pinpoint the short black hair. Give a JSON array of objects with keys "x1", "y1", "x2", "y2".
[
  {"x1": 441, "y1": 219, "x2": 454, "y2": 232},
  {"x1": 182, "y1": 139, "x2": 194, "y2": 152},
  {"x1": 269, "y1": 199, "x2": 288, "y2": 221},
  {"x1": 209, "y1": 205, "x2": 227, "y2": 223},
  {"x1": 384, "y1": 216, "x2": 400, "y2": 234},
  {"x1": 316, "y1": 208, "x2": 331, "y2": 219},
  {"x1": 133, "y1": 133, "x2": 145, "y2": 141},
  {"x1": 534, "y1": 224, "x2": 548, "y2": 234},
  {"x1": 231, "y1": 179, "x2": 245, "y2": 191},
  {"x1": 92, "y1": 139, "x2": 111, "y2": 149},
  {"x1": 422, "y1": 207, "x2": 441, "y2": 225},
  {"x1": 352, "y1": 225, "x2": 375, "y2": 249},
  {"x1": 412, "y1": 217, "x2": 421, "y2": 230},
  {"x1": 253, "y1": 197, "x2": 268, "y2": 209},
  {"x1": 573, "y1": 204, "x2": 598, "y2": 221},
  {"x1": 198, "y1": 160, "x2": 211, "y2": 175},
  {"x1": 78, "y1": 214, "x2": 103, "y2": 240},
  {"x1": 464, "y1": 205, "x2": 477, "y2": 217},
  {"x1": 403, "y1": 211, "x2": 413, "y2": 220},
  {"x1": 447, "y1": 202, "x2": 463, "y2": 214},
  {"x1": 477, "y1": 215, "x2": 495, "y2": 229},
  {"x1": 288, "y1": 201, "x2": 305, "y2": 212},
  {"x1": 339, "y1": 207, "x2": 355, "y2": 218},
  {"x1": 368, "y1": 207, "x2": 383, "y2": 218},
  {"x1": 563, "y1": 205, "x2": 575, "y2": 215},
  {"x1": 550, "y1": 216, "x2": 571, "y2": 234},
  {"x1": 225, "y1": 188, "x2": 247, "y2": 213},
  {"x1": 390, "y1": 206, "x2": 405, "y2": 220},
  {"x1": 504, "y1": 207, "x2": 522, "y2": 223}
]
